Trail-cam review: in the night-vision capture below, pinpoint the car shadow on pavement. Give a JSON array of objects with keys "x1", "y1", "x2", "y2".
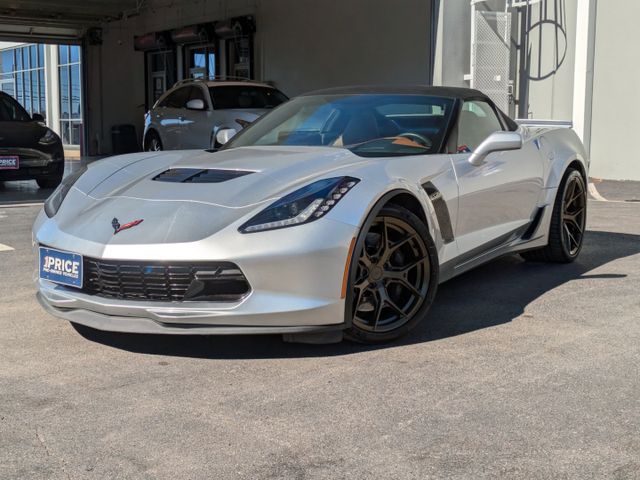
[{"x1": 72, "y1": 230, "x2": 639, "y2": 359}]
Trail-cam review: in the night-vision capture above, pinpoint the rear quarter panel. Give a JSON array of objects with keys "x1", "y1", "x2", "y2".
[{"x1": 525, "y1": 126, "x2": 589, "y2": 188}]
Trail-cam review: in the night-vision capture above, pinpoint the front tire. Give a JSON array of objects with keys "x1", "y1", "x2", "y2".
[
  {"x1": 144, "y1": 131, "x2": 163, "y2": 151},
  {"x1": 36, "y1": 173, "x2": 63, "y2": 189},
  {"x1": 345, "y1": 205, "x2": 439, "y2": 344},
  {"x1": 521, "y1": 169, "x2": 587, "y2": 263}
]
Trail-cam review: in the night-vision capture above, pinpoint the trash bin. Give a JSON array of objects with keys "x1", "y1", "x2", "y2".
[{"x1": 111, "y1": 124, "x2": 139, "y2": 154}]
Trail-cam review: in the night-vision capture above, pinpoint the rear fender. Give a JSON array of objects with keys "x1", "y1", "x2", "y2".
[{"x1": 540, "y1": 128, "x2": 589, "y2": 189}]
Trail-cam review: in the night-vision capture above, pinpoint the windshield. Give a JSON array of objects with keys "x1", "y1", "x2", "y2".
[
  {"x1": 208, "y1": 86, "x2": 288, "y2": 110},
  {"x1": 225, "y1": 94, "x2": 455, "y2": 156}
]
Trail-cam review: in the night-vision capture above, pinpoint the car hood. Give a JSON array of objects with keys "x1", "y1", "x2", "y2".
[
  {"x1": 85, "y1": 146, "x2": 370, "y2": 207},
  {"x1": 0, "y1": 121, "x2": 48, "y2": 148},
  {"x1": 53, "y1": 146, "x2": 373, "y2": 245}
]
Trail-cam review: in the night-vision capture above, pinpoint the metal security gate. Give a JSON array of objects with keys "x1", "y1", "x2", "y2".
[{"x1": 470, "y1": 9, "x2": 512, "y2": 112}]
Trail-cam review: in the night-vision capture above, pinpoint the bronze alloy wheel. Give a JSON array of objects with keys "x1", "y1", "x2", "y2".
[
  {"x1": 350, "y1": 207, "x2": 434, "y2": 337},
  {"x1": 521, "y1": 168, "x2": 587, "y2": 263},
  {"x1": 561, "y1": 172, "x2": 587, "y2": 256}
]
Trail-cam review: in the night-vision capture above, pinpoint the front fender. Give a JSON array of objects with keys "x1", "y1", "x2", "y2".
[{"x1": 328, "y1": 179, "x2": 447, "y2": 262}]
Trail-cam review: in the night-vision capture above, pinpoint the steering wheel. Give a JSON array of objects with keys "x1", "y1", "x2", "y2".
[{"x1": 397, "y1": 132, "x2": 432, "y2": 150}]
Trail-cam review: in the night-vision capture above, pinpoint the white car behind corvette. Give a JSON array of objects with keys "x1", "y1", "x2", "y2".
[
  {"x1": 143, "y1": 79, "x2": 288, "y2": 151},
  {"x1": 35, "y1": 86, "x2": 588, "y2": 344}
]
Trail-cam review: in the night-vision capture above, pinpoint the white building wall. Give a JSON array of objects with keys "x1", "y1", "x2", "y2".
[
  {"x1": 43, "y1": 45, "x2": 60, "y2": 133},
  {"x1": 434, "y1": 0, "x2": 578, "y2": 121},
  {"x1": 589, "y1": 0, "x2": 640, "y2": 180},
  {"x1": 523, "y1": 0, "x2": 578, "y2": 121},
  {"x1": 433, "y1": 0, "x2": 471, "y2": 88}
]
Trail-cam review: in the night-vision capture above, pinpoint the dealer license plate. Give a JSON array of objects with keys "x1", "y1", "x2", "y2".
[
  {"x1": 39, "y1": 247, "x2": 83, "y2": 288},
  {"x1": 0, "y1": 156, "x2": 19, "y2": 170}
]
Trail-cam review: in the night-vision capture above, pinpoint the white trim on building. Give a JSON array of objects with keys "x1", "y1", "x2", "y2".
[{"x1": 571, "y1": 0, "x2": 597, "y2": 151}]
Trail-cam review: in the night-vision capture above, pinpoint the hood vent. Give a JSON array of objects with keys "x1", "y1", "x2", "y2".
[{"x1": 152, "y1": 168, "x2": 254, "y2": 183}]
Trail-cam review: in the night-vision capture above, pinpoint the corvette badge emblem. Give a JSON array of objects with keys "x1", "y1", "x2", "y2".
[{"x1": 112, "y1": 217, "x2": 144, "y2": 235}]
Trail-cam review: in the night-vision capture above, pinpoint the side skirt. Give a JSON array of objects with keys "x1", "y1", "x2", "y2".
[{"x1": 438, "y1": 207, "x2": 548, "y2": 283}]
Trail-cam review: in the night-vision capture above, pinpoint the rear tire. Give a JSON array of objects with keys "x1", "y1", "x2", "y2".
[
  {"x1": 521, "y1": 169, "x2": 587, "y2": 263},
  {"x1": 344, "y1": 205, "x2": 439, "y2": 344},
  {"x1": 144, "y1": 131, "x2": 163, "y2": 151}
]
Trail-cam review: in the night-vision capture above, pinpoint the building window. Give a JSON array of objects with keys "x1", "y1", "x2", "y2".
[
  {"x1": 0, "y1": 44, "x2": 46, "y2": 119},
  {"x1": 146, "y1": 49, "x2": 175, "y2": 108},
  {"x1": 226, "y1": 35, "x2": 252, "y2": 79},
  {"x1": 58, "y1": 45, "x2": 82, "y2": 146},
  {"x1": 186, "y1": 44, "x2": 216, "y2": 79}
]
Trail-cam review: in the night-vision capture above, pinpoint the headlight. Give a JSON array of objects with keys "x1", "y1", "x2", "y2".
[
  {"x1": 239, "y1": 176, "x2": 360, "y2": 233},
  {"x1": 44, "y1": 166, "x2": 87, "y2": 218},
  {"x1": 38, "y1": 129, "x2": 58, "y2": 146}
]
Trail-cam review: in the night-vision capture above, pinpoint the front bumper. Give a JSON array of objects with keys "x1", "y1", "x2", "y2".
[
  {"x1": 0, "y1": 146, "x2": 64, "y2": 181},
  {"x1": 37, "y1": 293, "x2": 345, "y2": 335},
  {"x1": 35, "y1": 218, "x2": 358, "y2": 335}
]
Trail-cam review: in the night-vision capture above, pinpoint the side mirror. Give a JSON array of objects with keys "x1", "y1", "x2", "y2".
[
  {"x1": 216, "y1": 128, "x2": 237, "y2": 145},
  {"x1": 468, "y1": 131, "x2": 523, "y2": 166},
  {"x1": 32, "y1": 113, "x2": 45, "y2": 123},
  {"x1": 186, "y1": 99, "x2": 205, "y2": 110}
]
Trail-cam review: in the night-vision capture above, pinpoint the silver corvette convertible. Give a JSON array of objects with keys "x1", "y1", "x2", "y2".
[{"x1": 34, "y1": 86, "x2": 588, "y2": 344}]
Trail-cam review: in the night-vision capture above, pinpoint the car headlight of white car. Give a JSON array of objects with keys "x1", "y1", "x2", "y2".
[
  {"x1": 239, "y1": 176, "x2": 360, "y2": 233},
  {"x1": 44, "y1": 166, "x2": 87, "y2": 218}
]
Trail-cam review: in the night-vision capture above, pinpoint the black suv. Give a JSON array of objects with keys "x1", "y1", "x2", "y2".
[{"x1": 0, "y1": 92, "x2": 64, "y2": 188}]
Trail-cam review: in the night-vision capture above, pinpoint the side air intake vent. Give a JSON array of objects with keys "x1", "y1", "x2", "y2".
[
  {"x1": 422, "y1": 182, "x2": 455, "y2": 244},
  {"x1": 153, "y1": 168, "x2": 254, "y2": 183}
]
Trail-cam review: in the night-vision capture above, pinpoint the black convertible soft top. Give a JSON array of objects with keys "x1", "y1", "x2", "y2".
[{"x1": 302, "y1": 85, "x2": 489, "y2": 101}]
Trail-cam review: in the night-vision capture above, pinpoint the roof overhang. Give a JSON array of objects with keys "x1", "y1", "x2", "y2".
[{"x1": 0, "y1": 0, "x2": 146, "y2": 42}]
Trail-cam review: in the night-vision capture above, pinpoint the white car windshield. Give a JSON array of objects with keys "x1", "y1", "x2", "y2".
[
  {"x1": 226, "y1": 94, "x2": 456, "y2": 156},
  {"x1": 208, "y1": 86, "x2": 288, "y2": 109}
]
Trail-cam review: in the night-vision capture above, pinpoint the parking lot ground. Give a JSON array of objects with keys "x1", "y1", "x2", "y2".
[
  {"x1": 1, "y1": 199, "x2": 639, "y2": 480},
  {"x1": 594, "y1": 179, "x2": 640, "y2": 202}
]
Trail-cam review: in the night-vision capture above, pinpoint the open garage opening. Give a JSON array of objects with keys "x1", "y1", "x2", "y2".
[
  {"x1": 0, "y1": 41, "x2": 84, "y2": 159},
  {"x1": 1, "y1": 1, "x2": 436, "y2": 164}
]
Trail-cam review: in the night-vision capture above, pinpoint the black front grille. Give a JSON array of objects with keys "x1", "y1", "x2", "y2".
[{"x1": 81, "y1": 258, "x2": 250, "y2": 302}]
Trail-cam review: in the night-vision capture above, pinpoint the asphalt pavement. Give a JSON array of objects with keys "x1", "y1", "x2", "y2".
[{"x1": 1, "y1": 185, "x2": 639, "y2": 479}]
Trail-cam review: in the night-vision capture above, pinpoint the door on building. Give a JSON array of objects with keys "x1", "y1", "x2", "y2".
[
  {"x1": 58, "y1": 45, "x2": 83, "y2": 148},
  {"x1": 185, "y1": 44, "x2": 217, "y2": 79},
  {"x1": 226, "y1": 34, "x2": 252, "y2": 79},
  {"x1": 147, "y1": 50, "x2": 174, "y2": 106},
  {"x1": 450, "y1": 99, "x2": 544, "y2": 256}
]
